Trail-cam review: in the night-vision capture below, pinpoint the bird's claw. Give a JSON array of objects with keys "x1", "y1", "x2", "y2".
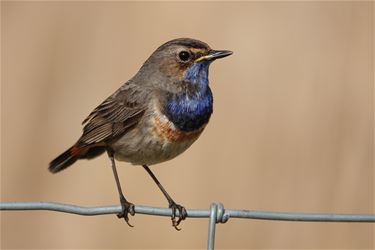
[
  {"x1": 169, "y1": 202, "x2": 187, "y2": 230},
  {"x1": 117, "y1": 195, "x2": 135, "y2": 227}
]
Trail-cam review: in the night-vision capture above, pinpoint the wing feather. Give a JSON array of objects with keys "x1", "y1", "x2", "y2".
[{"x1": 78, "y1": 83, "x2": 147, "y2": 146}]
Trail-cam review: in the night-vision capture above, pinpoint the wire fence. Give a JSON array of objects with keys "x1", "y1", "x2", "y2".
[{"x1": 1, "y1": 201, "x2": 375, "y2": 249}]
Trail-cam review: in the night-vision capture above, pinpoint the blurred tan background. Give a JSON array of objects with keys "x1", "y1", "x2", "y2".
[{"x1": 1, "y1": 1, "x2": 373, "y2": 249}]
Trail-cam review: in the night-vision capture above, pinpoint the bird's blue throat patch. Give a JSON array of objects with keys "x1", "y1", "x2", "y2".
[{"x1": 165, "y1": 61, "x2": 213, "y2": 132}]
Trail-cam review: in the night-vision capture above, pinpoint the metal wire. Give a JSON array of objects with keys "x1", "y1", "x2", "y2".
[
  {"x1": 1, "y1": 201, "x2": 375, "y2": 249},
  {"x1": 208, "y1": 203, "x2": 218, "y2": 250}
]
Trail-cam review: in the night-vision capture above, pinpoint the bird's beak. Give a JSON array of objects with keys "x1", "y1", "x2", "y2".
[{"x1": 195, "y1": 50, "x2": 233, "y2": 62}]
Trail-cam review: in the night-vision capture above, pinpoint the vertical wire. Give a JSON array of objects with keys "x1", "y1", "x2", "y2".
[{"x1": 207, "y1": 203, "x2": 218, "y2": 250}]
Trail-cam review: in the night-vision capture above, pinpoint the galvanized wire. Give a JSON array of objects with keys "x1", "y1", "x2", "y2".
[{"x1": 1, "y1": 201, "x2": 375, "y2": 249}]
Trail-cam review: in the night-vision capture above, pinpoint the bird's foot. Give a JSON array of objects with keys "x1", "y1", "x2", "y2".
[
  {"x1": 169, "y1": 201, "x2": 187, "y2": 230},
  {"x1": 117, "y1": 195, "x2": 135, "y2": 227}
]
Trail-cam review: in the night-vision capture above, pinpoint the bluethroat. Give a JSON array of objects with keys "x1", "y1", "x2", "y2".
[{"x1": 49, "y1": 38, "x2": 232, "y2": 230}]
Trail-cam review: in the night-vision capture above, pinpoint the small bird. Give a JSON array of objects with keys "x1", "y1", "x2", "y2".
[{"x1": 49, "y1": 38, "x2": 232, "y2": 230}]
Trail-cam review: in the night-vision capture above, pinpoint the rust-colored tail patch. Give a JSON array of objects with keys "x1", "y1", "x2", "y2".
[
  {"x1": 70, "y1": 145, "x2": 85, "y2": 156},
  {"x1": 49, "y1": 144, "x2": 106, "y2": 173},
  {"x1": 49, "y1": 146, "x2": 78, "y2": 173}
]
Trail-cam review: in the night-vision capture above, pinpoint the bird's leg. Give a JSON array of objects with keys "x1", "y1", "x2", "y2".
[
  {"x1": 107, "y1": 149, "x2": 135, "y2": 227},
  {"x1": 142, "y1": 165, "x2": 187, "y2": 230}
]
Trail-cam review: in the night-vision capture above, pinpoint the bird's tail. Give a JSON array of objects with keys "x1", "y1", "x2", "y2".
[
  {"x1": 49, "y1": 146, "x2": 80, "y2": 173},
  {"x1": 49, "y1": 144, "x2": 106, "y2": 173}
]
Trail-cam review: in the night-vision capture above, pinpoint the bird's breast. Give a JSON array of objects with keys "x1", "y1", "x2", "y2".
[
  {"x1": 112, "y1": 100, "x2": 206, "y2": 166},
  {"x1": 115, "y1": 111, "x2": 204, "y2": 166},
  {"x1": 152, "y1": 113, "x2": 205, "y2": 143}
]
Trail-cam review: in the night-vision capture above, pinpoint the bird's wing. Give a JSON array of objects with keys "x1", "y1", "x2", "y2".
[{"x1": 78, "y1": 83, "x2": 147, "y2": 145}]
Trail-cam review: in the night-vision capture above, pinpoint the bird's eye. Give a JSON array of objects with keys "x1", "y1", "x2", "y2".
[{"x1": 178, "y1": 51, "x2": 190, "y2": 61}]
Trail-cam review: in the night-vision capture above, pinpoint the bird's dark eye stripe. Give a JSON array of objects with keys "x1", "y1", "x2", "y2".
[{"x1": 178, "y1": 51, "x2": 190, "y2": 61}]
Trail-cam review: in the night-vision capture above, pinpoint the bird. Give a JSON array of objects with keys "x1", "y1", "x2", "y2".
[{"x1": 49, "y1": 38, "x2": 232, "y2": 230}]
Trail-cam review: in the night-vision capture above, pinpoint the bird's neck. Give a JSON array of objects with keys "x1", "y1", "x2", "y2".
[{"x1": 164, "y1": 61, "x2": 213, "y2": 132}]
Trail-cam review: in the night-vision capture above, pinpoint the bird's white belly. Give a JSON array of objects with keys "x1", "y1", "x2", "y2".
[{"x1": 111, "y1": 112, "x2": 205, "y2": 166}]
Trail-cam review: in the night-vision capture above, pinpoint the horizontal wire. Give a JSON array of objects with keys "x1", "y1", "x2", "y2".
[{"x1": 1, "y1": 201, "x2": 374, "y2": 223}]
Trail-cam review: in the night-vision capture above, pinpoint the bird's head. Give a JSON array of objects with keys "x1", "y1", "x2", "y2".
[{"x1": 137, "y1": 38, "x2": 232, "y2": 88}]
